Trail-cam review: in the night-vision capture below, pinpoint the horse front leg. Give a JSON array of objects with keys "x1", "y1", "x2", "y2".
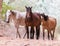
[
  {"x1": 25, "y1": 26, "x2": 29, "y2": 39},
  {"x1": 43, "y1": 28, "x2": 45, "y2": 40},
  {"x1": 36, "y1": 26, "x2": 40, "y2": 40},
  {"x1": 30, "y1": 26, "x2": 34, "y2": 39}
]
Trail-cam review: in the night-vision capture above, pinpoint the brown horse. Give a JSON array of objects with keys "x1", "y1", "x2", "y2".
[
  {"x1": 25, "y1": 6, "x2": 41, "y2": 39},
  {"x1": 5, "y1": 10, "x2": 26, "y2": 38},
  {"x1": 41, "y1": 13, "x2": 57, "y2": 40}
]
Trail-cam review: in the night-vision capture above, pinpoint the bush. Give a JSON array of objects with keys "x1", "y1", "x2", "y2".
[
  {"x1": 1, "y1": 2, "x2": 14, "y2": 19},
  {"x1": 2, "y1": 2, "x2": 14, "y2": 15}
]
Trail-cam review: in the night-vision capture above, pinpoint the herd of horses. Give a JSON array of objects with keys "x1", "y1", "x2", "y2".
[{"x1": 5, "y1": 6, "x2": 57, "y2": 40}]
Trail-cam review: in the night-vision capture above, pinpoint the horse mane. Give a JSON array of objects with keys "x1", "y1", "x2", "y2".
[
  {"x1": 41, "y1": 13, "x2": 48, "y2": 21},
  {"x1": 44, "y1": 15, "x2": 48, "y2": 21}
]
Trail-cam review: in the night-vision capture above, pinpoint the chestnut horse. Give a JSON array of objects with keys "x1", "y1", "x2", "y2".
[
  {"x1": 5, "y1": 10, "x2": 26, "y2": 38},
  {"x1": 41, "y1": 13, "x2": 57, "y2": 40},
  {"x1": 25, "y1": 6, "x2": 41, "y2": 39}
]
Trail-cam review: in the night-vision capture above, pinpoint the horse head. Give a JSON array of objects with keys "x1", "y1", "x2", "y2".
[
  {"x1": 5, "y1": 10, "x2": 16, "y2": 23},
  {"x1": 5, "y1": 10, "x2": 11, "y2": 23},
  {"x1": 41, "y1": 13, "x2": 48, "y2": 21},
  {"x1": 25, "y1": 6, "x2": 32, "y2": 13},
  {"x1": 25, "y1": 6, "x2": 32, "y2": 18}
]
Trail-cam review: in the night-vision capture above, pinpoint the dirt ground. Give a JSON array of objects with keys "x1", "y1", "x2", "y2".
[
  {"x1": 0, "y1": 19, "x2": 60, "y2": 46},
  {"x1": 0, "y1": 37, "x2": 60, "y2": 46}
]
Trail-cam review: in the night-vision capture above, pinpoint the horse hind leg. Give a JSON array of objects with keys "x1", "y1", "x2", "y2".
[
  {"x1": 36, "y1": 26, "x2": 40, "y2": 40},
  {"x1": 42, "y1": 27, "x2": 45, "y2": 40},
  {"x1": 43, "y1": 29, "x2": 45, "y2": 40},
  {"x1": 30, "y1": 26, "x2": 34, "y2": 39},
  {"x1": 50, "y1": 30, "x2": 54, "y2": 40},
  {"x1": 51, "y1": 29, "x2": 55, "y2": 40},
  {"x1": 17, "y1": 28, "x2": 21, "y2": 38}
]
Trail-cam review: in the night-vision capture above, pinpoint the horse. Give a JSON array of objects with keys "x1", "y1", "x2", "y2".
[
  {"x1": 5, "y1": 10, "x2": 26, "y2": 38},
  {"x1": 25, "y1": 6, "x2": 41, "y2": 39},
  {"x1": 41, "y1": 13, "x2": 57, "y2": 40}
]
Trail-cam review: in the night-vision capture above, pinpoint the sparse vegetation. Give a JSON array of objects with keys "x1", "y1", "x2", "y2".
[{"x1": 1, "y1": 2, "x2": 14, "y2": 19}]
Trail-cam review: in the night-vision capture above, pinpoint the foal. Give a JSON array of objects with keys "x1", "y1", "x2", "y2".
[
  {"x1": 25, "y1": 6, "x2": 41, "y2": 39},
  {"x1": 41, "y1": 13, "x2": 57, "y2": 40}
]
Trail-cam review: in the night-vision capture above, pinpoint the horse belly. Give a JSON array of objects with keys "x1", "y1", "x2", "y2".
[{"x1": 26, "y1": 22, "x2": 32, "y2": 26}]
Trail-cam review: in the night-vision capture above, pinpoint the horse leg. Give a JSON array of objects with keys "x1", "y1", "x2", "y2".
[
  {"x1": 52, "y1": 30, "x2": 55, "y2": 40},
  {"x1": 36, "y1": 26, "x2": 40, "y2": 40},
  {"x1": 42, "y1": 27, "x2": 45, "y2": 40},
  {"x1": 48, "y1": 31, "x2": 50, "y2": 40},
  {"x1": 25, "y1": 26, "x2": 29, "y2": 39},
  {"x1": 23, "y1": 32, "x2": 26, "y2": 38},
  {"x1": 30, "y1": 26, "x2": 34, "y2": 39},
  {"x1": 16, "y1": 27, "x2": 21, "y2": 38},
  {"x1": 51, "y1": 29, "x2": 55, "y2": 40},
  {"x1": 50, "y1": 30, "x2": 54, "y2": 40}
]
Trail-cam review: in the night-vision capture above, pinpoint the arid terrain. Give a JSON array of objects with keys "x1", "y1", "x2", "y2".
[{"x1": 0, "y1": 19, "x2": 59, "y2": 46}]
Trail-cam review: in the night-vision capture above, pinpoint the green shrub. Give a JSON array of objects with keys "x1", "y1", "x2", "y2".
[
  {"x1": 2, "y1": 2, "x2": 14, "y2": 15},
  {"x1": 1, "y1": 2, "x2": 14, "y2": 19}
]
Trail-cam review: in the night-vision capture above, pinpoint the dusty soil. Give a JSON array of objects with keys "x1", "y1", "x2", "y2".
[
  {"x1": 0, "y1": 19, "x2": 59, "y2": 46},
  {"x1": 0, "y1": 37, "x2": 60, "y2": 46}
]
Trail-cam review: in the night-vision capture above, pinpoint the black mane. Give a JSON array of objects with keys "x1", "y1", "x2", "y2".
[
  {"x1": 41, "y1": 13, "x2": 48, "y2": 21},
  {"x1": 44, "y1": 15, "x2": 48, "y2": 21}
]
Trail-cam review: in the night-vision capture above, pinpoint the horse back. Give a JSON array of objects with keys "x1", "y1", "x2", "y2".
[
  {"x1": 49, "y1": 17, "x2": 57, "y2": 29},
  {"x1": 32, "y1": 13, "x2": 41, "y2": 26},
  {"x1": 42, "y1": 17, "x2": 56, "y2": 30}
]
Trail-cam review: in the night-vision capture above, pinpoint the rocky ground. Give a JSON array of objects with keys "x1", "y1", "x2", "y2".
[{"x1": 0, "y1": 19, "x2": 60, "y2": 46}]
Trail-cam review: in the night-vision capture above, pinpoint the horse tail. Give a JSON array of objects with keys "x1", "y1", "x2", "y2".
[{"x1": 55, "y1": 18, "x2": 57, "y2": 28}]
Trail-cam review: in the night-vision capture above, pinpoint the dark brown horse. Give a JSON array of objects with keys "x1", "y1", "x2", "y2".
[
  {"x1": 41, "y1": 13, "x2": 57, "y2": 40},
  {"x1": 25, "y1": 6, "x2": 41, "y2": 39}
]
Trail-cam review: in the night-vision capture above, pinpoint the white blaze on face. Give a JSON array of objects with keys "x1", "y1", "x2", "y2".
[{"x1": 5, "y1": 10, "x2": 11, "y2": 22}]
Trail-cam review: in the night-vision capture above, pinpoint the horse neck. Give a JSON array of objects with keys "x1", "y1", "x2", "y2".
[{"x1": 10, "y1": 15, "x2": 16, "y2": 22}]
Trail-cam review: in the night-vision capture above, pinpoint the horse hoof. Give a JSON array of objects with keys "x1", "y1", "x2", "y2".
[{"x1": 52, "y1": 38, "x2": 53, "y2": 40}]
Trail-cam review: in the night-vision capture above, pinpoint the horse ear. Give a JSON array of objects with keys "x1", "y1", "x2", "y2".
[
  {"x1": 10, "y1": 10, "x2": 16, "y2": 15},
  {"x1": 10, "y1": 10, "x2": 13, "y2": 13},
  {"x1": 31, "y1": 7, "x2": 32, "y2": 8},
  {"x1": 25, "y1": 6, "x2": 27, "y2": 8},
  {"x1": 42, "y1": 13, "x2": 45, "y2": 15},
  {"x1": 10, "y1": 10, "x2": 12, "y2": 12}
]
